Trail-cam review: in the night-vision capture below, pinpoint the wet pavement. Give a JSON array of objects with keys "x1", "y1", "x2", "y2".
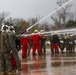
[{"x1": 17, "y1": 50, "x2": 76, "y2": 75}]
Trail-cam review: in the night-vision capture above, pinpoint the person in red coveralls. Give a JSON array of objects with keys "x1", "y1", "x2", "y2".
[
  {"x1": 32, "y1": 29, "x2": 43, "y2": 56},
  {"x1": 20, "y1": 30, "x2": 29, "y2": 58},
  {"x1": 51, "y1": 31, "x2": 60, "y2": 53}
]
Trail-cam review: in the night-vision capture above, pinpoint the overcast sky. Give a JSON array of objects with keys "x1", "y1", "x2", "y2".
[{"x1": 0, "y1": 0, "x2": 76, "y2": 23}]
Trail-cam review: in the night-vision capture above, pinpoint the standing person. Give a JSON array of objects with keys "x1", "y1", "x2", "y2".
[
  {"x1": 0, "y1": 25, "x2": 13, "y2": 75},
  {"x1": 40, "y1": 30, "x2": 46, "y2": 55},
  {"x1": 68, "y1": 35, "x2": 75, "y2": 53},
  {"x1": 28, "y1": 37, "x2": 33, "y2": 56},
  {"x1": 32, "y1": 29, "x2": 43, "y2": 56},
  {"x1": 65, "y1": 35, "x2": 70, "y2": 53},
  {"x1": 59, "y1": 35, "x2": 65, "y2": 53},
  {"x1": 8, "y1": 26, "x2": 22, "y2": 71},
  {"x1": 51, "y1": 32, "x2": 60, "y2": 53},
  {"x1": 20, "y1": 30, "x2": 30, "y2": 58},
  {"x1": 15, "y1": 38, "x2": 21, "y2": 51}
]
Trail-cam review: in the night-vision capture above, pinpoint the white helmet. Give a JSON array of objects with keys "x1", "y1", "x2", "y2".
[
  {"x1": 40, "y1": 30, "x2": 45, "y2": 32},
  {"x1": 1, "y1": 24, "x2": 8, "y2": 32},
  {"x1": 9, "y1": 26, "x2": 15, "y2": 33}
]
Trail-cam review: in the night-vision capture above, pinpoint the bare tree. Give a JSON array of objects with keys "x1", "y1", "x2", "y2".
[
  {"x1": 39, "y1": 22, "x2": 50, "y2": 31},
  {"x1": 6, "y1": 17, "x2": 30, "y2": 34},
  {"x1": 68, "y1": 12, "x2": 74, "y2": 21},
  {"x1": 51, "y1": 16, "x2": 62, "y2": 28},
  {"x1": 28, "y1": 16, "x2": 40, "y2": 33},
  {"x1": 51, "y1": 0, "x2": 72, "y2": 29},
  {"x1": 0, "y1": 12, "x2": 9, "y2": 27},
  {"x1": 6, "y1": 17, "x2": 23, "y2": 26}
]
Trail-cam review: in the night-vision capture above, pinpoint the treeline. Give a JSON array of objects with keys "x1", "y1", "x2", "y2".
[
  {"x1": 66, "y1": 20, "x2": 76, "y2": 28},
  {"x1": 0, "y1": 0, "x2": 76, "y2": 34},
  {"x1": 0, "y1": 12, "x2": 50, "y2": 34},
  {"x1": 50, "y1": 0, "x2": 76, "y2": 30}
]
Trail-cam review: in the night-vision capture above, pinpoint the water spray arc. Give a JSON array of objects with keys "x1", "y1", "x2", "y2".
[{"x1": 26, "y1": 0, "x2": 73, "y2": 31}]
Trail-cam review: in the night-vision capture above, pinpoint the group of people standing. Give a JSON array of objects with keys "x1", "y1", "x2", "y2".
[
  {"x1": 20, "y1": 30, "x2": 76, "y2": 58},
  {"x1": 0, "y1": 25, "x2": 22, "y2": 75},
  {"x1": 50, "y1": 32, "x2": 76, "y2": 53},
  {"x1": 0, "y1": 24, "x2": 76, "y2": 74},
  {"x1": 20, "y1": 29, "x2": 46, "y2": 58},
  {"x1": 0, "y1": 25, "x2": 46, "y2": 74}
]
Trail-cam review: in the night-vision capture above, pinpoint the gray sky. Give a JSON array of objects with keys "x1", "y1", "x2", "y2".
[{"x1": 0, "y1": 0, "x2": 76, "y2": 23}]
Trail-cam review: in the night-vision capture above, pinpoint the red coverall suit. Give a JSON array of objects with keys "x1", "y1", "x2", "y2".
[
  {"x1": 11, "y1": 55, "x2": 16, "y2": 68},
  {"x1": 32, "y1": 34, "x2": 43, "y2": 55},
  {"x1": 51, "y1": 35, "x2": 59, "y2": 53},
  {"x1": 20, "y1": 36, "x2": 29, "y2": 58}
]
